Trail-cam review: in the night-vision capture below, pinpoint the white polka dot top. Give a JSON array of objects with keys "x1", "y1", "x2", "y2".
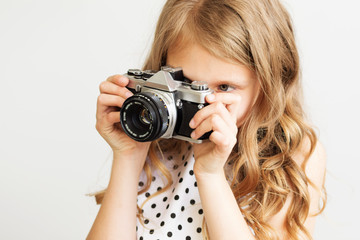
[{"x1": 136, "y1": 144, "x2": 204, "y2": 240}]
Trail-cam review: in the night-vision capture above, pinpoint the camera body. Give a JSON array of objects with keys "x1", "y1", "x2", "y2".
[{"x1": 120, "y1": 66, "x2": 213, "y2": 143}]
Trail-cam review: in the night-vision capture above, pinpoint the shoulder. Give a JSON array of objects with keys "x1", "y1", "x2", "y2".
[
  {"x1": 268, "y1": 137, "x2": 327, "y2": 236},
  {"x1": 292, "y1": 137, "x2": 327, "y2": 185},
  {"x1": 292, "y1": 136, "x2": 327, "y2": 222}
]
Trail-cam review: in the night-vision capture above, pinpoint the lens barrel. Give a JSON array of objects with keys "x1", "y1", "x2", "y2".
[{"x1": 120, "y1": 92, "x2": 169, "y2": 142}]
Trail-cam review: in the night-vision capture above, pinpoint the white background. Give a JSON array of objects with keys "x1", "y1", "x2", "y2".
[{"x1": 0, "y1": 0, "x2": 359, "y2": 239}]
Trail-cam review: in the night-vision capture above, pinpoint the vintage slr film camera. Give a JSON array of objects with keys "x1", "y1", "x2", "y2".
[{"x1": 120, "y1": 66, "x2": 213, "y2": 143}]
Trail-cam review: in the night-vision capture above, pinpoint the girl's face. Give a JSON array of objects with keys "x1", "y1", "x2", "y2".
[{"x1": 167, "y1": 43, "x2": 260, "y2": 127}]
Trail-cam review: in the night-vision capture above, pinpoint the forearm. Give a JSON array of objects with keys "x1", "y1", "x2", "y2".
[
  {"x1": 196, "y1": 171, "x2": 256, "y2": 240},
  {"x1": 87, "y1": 152, "x2": 146, "y2": 240}
]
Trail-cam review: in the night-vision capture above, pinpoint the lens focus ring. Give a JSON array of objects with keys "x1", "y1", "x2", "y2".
[{"x1": 120, "y1": 92, "x2": 169, "y2": 142}]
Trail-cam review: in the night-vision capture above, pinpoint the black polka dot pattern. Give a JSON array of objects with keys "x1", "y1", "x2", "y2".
[{"x1": 136, "y1": 148, "x2": 204, "y2": 239}]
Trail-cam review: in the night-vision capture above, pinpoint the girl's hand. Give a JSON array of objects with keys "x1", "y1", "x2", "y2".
[
  {"x1": 95, "y1": 75, "x2": 151, "y2": 157},
  {"x1": 190, "y1": 93, "x2": 242, "y2": 176}
]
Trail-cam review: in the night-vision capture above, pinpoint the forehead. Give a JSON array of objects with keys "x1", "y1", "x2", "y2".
[{"x1": 167, "y1": 42, "x2": 256, "y2": 86}]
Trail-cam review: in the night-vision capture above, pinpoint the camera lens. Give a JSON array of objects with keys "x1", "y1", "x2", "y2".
[
  {"x1": 120, "y1": 92, "x2": 169, "y2": 142},
  {"x1": 139, "y1": 108, "x2": 151, "y2": 125}
]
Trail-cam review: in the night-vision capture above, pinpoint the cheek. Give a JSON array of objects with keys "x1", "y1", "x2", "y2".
[
  {"x1": 236, "y1": 97, "x2": 252, "y2": 126},
  {"x1": 235, "y1": 90, "x2": 259, "y2": 127}
]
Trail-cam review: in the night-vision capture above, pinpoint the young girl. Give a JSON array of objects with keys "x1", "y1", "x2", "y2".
[{"x1": 87, "y1": 0, "x2": 326, "y2": 239}]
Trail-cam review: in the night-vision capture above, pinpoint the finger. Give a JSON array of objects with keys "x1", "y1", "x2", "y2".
[
  {"x1": 207, "y1": 93, "x2": 242, "y2": 119},
  {"x1": 208, "y1": 117, "x2": 237, "y2": 150},
  {"x1": 96, "y1": 93, "x2": 125, "y2": 117},
  {"x1": 208, "y1": 92, "x2": 242, "y2": 105},
  {"x1": 190, "y1": 114, "x2": 218, "y2": 140},
  {"x1": 96, "y1": 105, "x2": 118, "y2": 119},
  {"x1": 96, "y1": 111, "x2": 121, "y2": 134},
  {"x1": 97, "y1": 93, "x2": 125, "y2": 108},
  {"x1": 106, "y1": 74, "x2": 130, "y2": 87},
  {"x1": 209, "y1": 131, "x2": 237, "y2": 150},
  {"x1": 191, "y1": 114, "x2": 235, "y2": 140},
  {"x1": 105, "y1": 111, "x2": 121, "y2": 125},
  {"x1": 99, "y1": 81, "x2": 133, "y2": 98},
  {"x1": 190, "y1": 101, "x2": 236, "y2": 132}
]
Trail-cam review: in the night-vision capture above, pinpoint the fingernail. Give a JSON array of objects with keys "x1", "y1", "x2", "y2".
[
  {"x1": 190, "y1": 131, "x2": 196, "y2": 139},
  {"x1": 120, "y1": 76, "x2": 128, "y2": 83},
  {"x1": 189, "y1": 119, "x2": 195, "y2": 128},
  {"x1": 207, "y1": 94, "x2": 215, "y2": 102},
  {"x1": 125, "y1": 92, "x2": 133, "y2": 98}
]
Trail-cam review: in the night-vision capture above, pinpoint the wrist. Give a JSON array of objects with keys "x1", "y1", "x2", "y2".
[
  {"x1": 194, "y1": 168, "x2": 226, "y2": 183},
  {"x1": 113, "y1": 149, "x2": 148, "y2": 161},
  {"x1": 108, "y1": 160, "x2": 142, "y2": 190},
  {"x1": 193, "y1": 159, "x2": 226, "y2": 180},
  {"x1": 113, "y1": 141, "x2": 150, "y2": 156},
  {"x1": 110, "y1": 150, "x2": 148, "y2": 183}
]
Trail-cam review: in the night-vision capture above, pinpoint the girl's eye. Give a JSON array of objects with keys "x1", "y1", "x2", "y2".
[{"x1": 218, "y1": 84, "x2": 235, "y2": 92}]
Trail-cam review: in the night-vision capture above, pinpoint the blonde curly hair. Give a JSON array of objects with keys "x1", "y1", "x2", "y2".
[{"x1": 92, "y1": 0, "x2": 326, "y2": 239}]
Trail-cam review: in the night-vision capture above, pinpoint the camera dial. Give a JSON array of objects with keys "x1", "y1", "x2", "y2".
[{"x1": 190, "y1": 81, "x2": 209, "y2": 91}]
